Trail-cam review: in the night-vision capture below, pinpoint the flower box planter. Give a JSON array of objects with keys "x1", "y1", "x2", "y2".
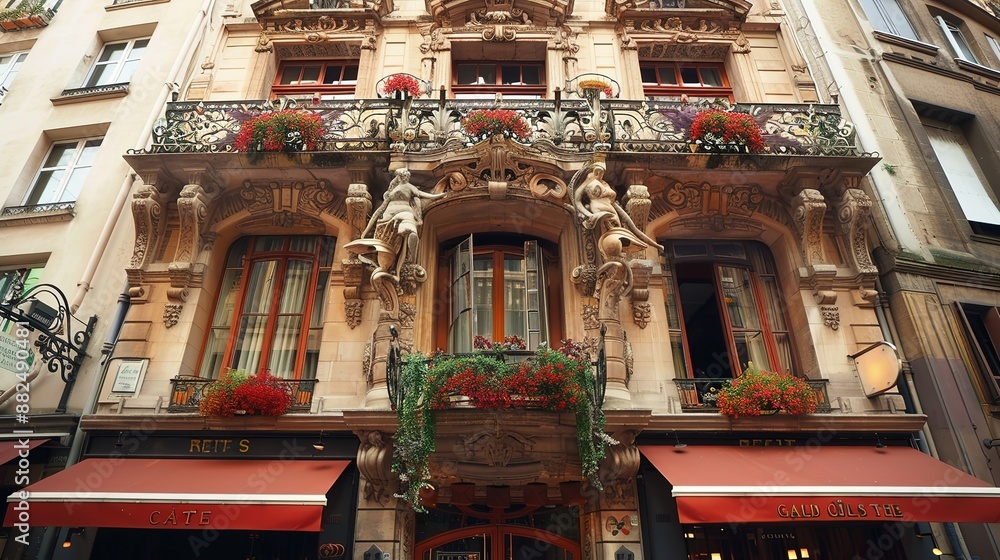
[
  {"x1": 0, "y1": 19, "x2": 20, "y2": 30},
  {"x1": 688, "y1": 109, "x2": 766, "y2": 154},
  {"x1": 716, "y1": 363, "x2": 818, "y2": 418}
]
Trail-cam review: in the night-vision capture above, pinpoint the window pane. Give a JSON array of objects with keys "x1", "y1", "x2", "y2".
[
  {"x1": 129, "y1": 39, "x2": 150, "y2": 58},
  {"x1": 25, "y1": 170, "x2": 63, "y2": 205},
  {"x1": 311, "y1": 271, "x2": 329, "y2": 327},
  {"x1": 288, "y1": 236, "x2": 316, "y2": 253},
  {"x1": 640, "y1": 66, "x2": 657, "y2": 84},
  {"x1": 773, "y1": 333, "x2": 793, "y2": 374},
  {"x1": 268, "y1": 316, "x2": 303, "y2": 377},
  {"x1": 480, "y1": 66, "x2": 496, "y2": 84},
  {"x1": 60, "y1": 168, "x2": 89, "y2": 202},
  {"x1": 242, "y1": 260, "x2": 278, "y2": 314},
  {"x1": 521, "y1": 66, "x2": 540, "y2": 84},
  {"x1": 280, "y1": 65, "x2": 303, "y2": 85},
  {"x1": 212, "y1": 269, "x2": 244, "y2": 326},
  {"x1": 232, "y1": 315, "x2": 268, "y2": 373},
  {"x1": 504, "y1": 256, "x2": 527, "y2": 339},
  {"x1": 700, "y1": 68, "x2": 722, "y2": 87},
  {"x1": 97, "y1": 43, "x2": 127, "y2": 64},
  {"x1": 199, "y1": 328, "x2": 231, "y2": 378},
  {"x1": 322, "y1": 65, "x2": 343, "y2": 84},
  {"x1": 79, "y1": 139, "x2": 103, "y2": 163},
  {"x1": 255, "y1": 236, "x2": 284, "y2": 252},
  {"x1": 44, "y1": 144, "x2": 76, "y2": 168},
  {"x1": 457, "y1": 64, "x2": 478, "y2": 85},
  {"x1": 680, "y1": 67, "x2": 701, "y2": 86},
  {"x1": 658, "y1": 66, "x2": 678, "y2": 85},
  {"x1": 117, "y1": 60, "x2": 140, "y2": 83},
  {"x1": 342, "y1": 65, "x2": 358, "y2": 83},
  {"x1": 720, "y1": 267, "x2": 761, "y2": 331},
  {"x1": 473, "y1": 255, "x2": 493, "y2": 340},
  {"x1": 86, "y1": 64, "x2": 116, "y2": 87},
  {"x1": 733, "y1": 332, "x2": 770, "y2": 371},
  {"x1": 278, "y1": 260, "x2": 312, "y2": 314},
  {"x1": 226, "y1": 238, "x2": 251, "y2": 267},
  {"x1": 300, "y1": 66, "x2": 322, "y2": 84}
]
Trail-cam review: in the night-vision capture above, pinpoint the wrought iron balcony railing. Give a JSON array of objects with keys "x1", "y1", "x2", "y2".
[
  {"x1": 134, "y1": 97, "x2": 863, "y2": 158},
  {"x1": 167, "y1": 375, "x2": 317, "y2": 413},
  {"x1": 1, "y1": 202, "x2": 75, "y2": 216},
  {"x1": 673, "y1": 377, "x2": 832, "y2": 413}
]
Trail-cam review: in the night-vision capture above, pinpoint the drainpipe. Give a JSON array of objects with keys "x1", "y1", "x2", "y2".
[{"x1": 69, "y1": 0, "x2": 218, "y2": 313}]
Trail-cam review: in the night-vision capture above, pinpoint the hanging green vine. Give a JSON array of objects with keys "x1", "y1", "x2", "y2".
[{"x1": 391, "y1": 342, "x2": 615, "y2": 511}]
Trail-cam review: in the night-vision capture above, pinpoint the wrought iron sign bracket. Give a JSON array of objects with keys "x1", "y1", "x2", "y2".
[{"x1": 0, "y1": 281, "x2": 97, "y2": 413}]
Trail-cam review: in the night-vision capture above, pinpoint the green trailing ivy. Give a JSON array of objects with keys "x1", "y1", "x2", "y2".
[{"x1": 390, "y1": 342, "x2": 614, "y2": 511}]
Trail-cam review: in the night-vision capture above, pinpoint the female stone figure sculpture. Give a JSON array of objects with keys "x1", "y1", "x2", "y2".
[{"x1": 572, "y1": 163, "x2": 663, "y2": 260}]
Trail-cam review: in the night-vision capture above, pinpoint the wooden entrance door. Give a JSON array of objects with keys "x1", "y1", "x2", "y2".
[{"x1": 416, "y1": 524, "x2": 581, "y2": 560}]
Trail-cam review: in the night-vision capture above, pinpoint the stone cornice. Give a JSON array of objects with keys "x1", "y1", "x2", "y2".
[{"x1": 881, "y1": 253, "x2": 1000, "y2": 290}]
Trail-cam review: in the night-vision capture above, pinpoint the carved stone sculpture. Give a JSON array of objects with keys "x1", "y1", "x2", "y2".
[{"x1": 345, "y1": 168, "x2": 445, "y2": 316}]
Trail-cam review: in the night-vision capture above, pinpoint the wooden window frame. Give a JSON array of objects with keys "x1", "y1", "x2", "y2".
[
  {"x1": 271, "y1": 60, "x2": 359, "y2": 98},
  {"x1": 436, "y1": 237, "x2": 561, "y2": 351},
  {"x1": 640, "y1": 62, "x2": 733, "y2": 101},
  {"x1": 197, "y1": 236, "x2": 334, "y2": 379},
  {"x1": 452, "y1": 61, "x2": 546, "y2": 98},
  {"x1": 668, "y1": 241, "x2": 795, "y2": 378},
  {"x1": 955, "y1": 302, "x2": 1000, "y2": 404}
]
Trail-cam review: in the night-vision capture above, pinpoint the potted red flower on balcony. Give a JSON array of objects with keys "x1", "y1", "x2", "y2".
[
  {"x1": 199, "y1": 369, "x2": 293, "y2": 417},
  {"x1": 234, "y1": 109, "x2": 324, "y2": 155},
  {"x1": 716, "y1": 363, "x2": 818, "y2": 418},
  {"x1": 382, "y1": 73, "x2": 424, "y2": 98},
  {"x1": 689, "y1": 109, "x2": 766, "y2": 153},
  {"x1": 461, "y1": 109, "x2": 531, "y2": 142}
]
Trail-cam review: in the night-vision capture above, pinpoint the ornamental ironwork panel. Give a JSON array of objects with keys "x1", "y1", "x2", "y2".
[
  {"x1": 135, "y1": 97, "x2": 861, "y2": 157},
  {"x1": 673, "y1": 377, "x2": 832, "y2": 413},
  {"x1": 167, "y1": 376, "x2": 317, "y2": 413}
]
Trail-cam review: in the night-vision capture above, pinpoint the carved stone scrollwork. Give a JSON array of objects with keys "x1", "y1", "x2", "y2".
[
  {"x1": 345, "y1": 183, "x2": 372, "y2": 329},
  {"x1": 821, "y1": 305, "x2": 840, "y2": 330},
  {"x1": 790, "y1": 188, "x2": 827, "y2": 270},
  {"x1": 129, "y1": 183, "x2": 166, "y2": 275},
  {"x1": 163, "y1": 304, "x2": 183, "y2": 328},
  {"x1": 462, "y1": 425, "x2": 535, "y2": 467},
  {"x1": 356, "y1": 430, "x2": 396, "y2": 505},
  {"x1": 572, "y1": 262, "x2": 598, "y2": 298},
  {"x1": 174, "y1": 183, "x2": 210, "y2": 269},
  {"x1": 629, "y1": 260, "x2": 653, "y2": 329},
  {"x1": 582, "y1": 303, "x2": 599, "y2": 330},
  {"x1": 599, "y1": 444, "x2": 640, "y2": 508},
  {"x1": 833, "y1": 188, "x2": 878, "y2": 280}
]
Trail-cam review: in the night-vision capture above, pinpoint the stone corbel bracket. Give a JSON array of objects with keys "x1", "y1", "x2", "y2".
[
  {"x1": 818, "y1": 169, "x2": 877, "y2": 285},
  {"x1": 599, "y1": 429, "x2": 640, "y2": 508},
  {"x1": 355, "y1": 430, "x2": 396, "y2": 506},
  {"x1": 168, "y1": 169, "x2": 219, "y2": 325},
  {"x1": 345, "y1": 179, "x2": 373, "y2": 329},
  {"x1": 779, "y1": 170, "x2": 836, "y2": 282},
  {"x1": 814, "y1": 290, "x2": 839, "y2": 331},
  {"x1": 126, "y1": 173, "x2": 167, "y2": 290}
]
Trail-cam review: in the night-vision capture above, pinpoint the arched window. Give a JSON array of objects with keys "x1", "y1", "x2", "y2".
[
  {"x1": 198, "y1": 236, "x2": 335, "y2": 379},
  {"x1": 442, "y1": 235, "x2": 557, "y2": 353},
  {"x1": 665, "y1": 241, "x2": 794, "y2": 378}
]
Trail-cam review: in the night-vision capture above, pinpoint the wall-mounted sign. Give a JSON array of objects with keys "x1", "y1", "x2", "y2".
[
  {"x1": 111, "y1": 359, "x2": 148, "y2": 394},
  {"x1": 0, "y1": 329, "x2": 33, "y2": 391}
]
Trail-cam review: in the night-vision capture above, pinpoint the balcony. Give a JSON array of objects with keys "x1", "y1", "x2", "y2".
[
  {"x1": 167, "y1": 376, "x2": 317, "y2": 413},
  {"x1": 673, "y1": 377, "x2": 832, "y2": 413},
  {"x1": 135, "y1": 98, "x2": 864, "y2": 159},
  {"x1": 0, "y1": 7, "x2": 54, "y2": 32}
]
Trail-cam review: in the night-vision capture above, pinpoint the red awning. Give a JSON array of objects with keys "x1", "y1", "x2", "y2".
[
  {"x1": 640, "y1": 445, "x2": 1000, "y2": 524},
  {"x1": 4, "y1": 458, "x2": 349, "y2": 531},
  {"x1": 0, "y1": 439, "x2": 48, "y2": 466}
]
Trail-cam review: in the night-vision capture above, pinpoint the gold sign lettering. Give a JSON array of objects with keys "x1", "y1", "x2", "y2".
[
  {"x1": 739, "y1": 439, "x2": 797, "y2": 446},
  {"x1": 189, "y1": 438, "x2": 247, "y2": 454},
  {"x1": 777, "y1": 500, "x2": 903, "y2": 519},
  {"x1": 149, "y1": 508, "x2": 212, "y2": 526}
]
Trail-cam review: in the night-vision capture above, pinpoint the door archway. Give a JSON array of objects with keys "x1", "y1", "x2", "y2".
[{"x1": 415, "y1": 504, "x2": 582, "y2": 560}]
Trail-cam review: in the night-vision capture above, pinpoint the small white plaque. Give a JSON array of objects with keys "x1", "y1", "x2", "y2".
[{"x1": 111, "y1": 359, "x2": 148, "y2": 394}]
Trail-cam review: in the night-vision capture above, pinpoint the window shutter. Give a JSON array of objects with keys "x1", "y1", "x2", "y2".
[
  {"x1": 954, "y1": 302, "x2": 1000, "y2": 403},
  {"x1": 523, "y1": 240, "x2": 548, "y2": 351},
  {"x1": 449, "y1": 235, "x2": 474, "y2": 353},
  {"x1": 924, "y1": 124, "x2": 1000, "y2": 226}
]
